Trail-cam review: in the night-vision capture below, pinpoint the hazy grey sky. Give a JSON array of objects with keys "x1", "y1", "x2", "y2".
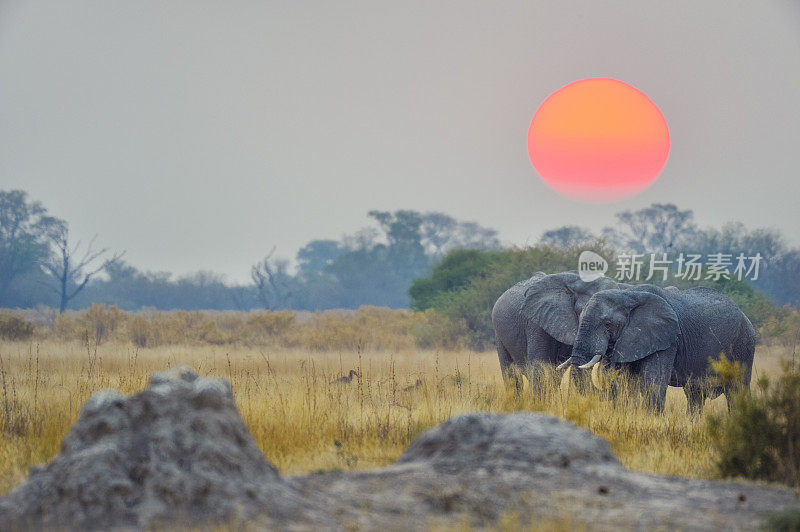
[{"x1": 2, "y1": 1, "x2": 799, "y2": 283}]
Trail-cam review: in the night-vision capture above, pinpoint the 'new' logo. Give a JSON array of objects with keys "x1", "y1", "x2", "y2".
[{"x1": 578, "y1": 251, "x2": 608, "y2": 282}]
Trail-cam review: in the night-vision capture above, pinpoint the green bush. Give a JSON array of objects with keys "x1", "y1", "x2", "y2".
[
  {"x1": 410, "y1": 243, "x2": 615, "y2": 349},
  {"x1": 707, "y1": 361, "x2": 800, "y2": 486},
  {"x1": 0, "y1": 314, "x2": 35, "y2": 341},
  {"x1": 410, "y1": 242, "x2": 784, "y2": 350},
  {"x1": 408, "y1": 249, "x2": 504, "y2": 311}
]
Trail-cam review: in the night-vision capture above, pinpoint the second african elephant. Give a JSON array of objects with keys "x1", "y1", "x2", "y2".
[{"x1": 560, "y1": 284, "x2": 756, "y2": 413}]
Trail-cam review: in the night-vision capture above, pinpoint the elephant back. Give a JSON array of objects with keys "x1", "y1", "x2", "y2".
[{"x1": 492, "y1": 273, "x2": 546, "y2": 327}]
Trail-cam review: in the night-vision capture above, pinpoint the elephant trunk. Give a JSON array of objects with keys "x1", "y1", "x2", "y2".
[{"x1": 570, "y1": 314, "x2": 611, "y2": 368}]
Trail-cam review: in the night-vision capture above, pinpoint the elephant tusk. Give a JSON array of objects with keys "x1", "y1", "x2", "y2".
[
  {"x1": 556, "y1": 357, "x2": 576, "y2": 370},
  {"x1": 559, "y1": 366, "x2": 573, "y2": 396},
  {"x1": 590, "y1": 363, "x2": 603, "y2": 390},
  {"x1": 578, "y1": 354, "x2": 603, "y2": 369}
]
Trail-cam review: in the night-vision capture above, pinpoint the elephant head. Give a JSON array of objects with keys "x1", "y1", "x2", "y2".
[
  {"x1": 522, "y1": 272, "x2": 620, "y2": 345},
  {"x1": 558, "y1": 288, "x2": 680, "y2": 369}
]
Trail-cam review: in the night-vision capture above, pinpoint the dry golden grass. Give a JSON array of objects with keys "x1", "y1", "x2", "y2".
[
  {"x1": 34, "y1": 305, "x2": 463, "y2": 351},
  {"x1": 0, "y1": 339, "x2": 793, "y2": 496}
]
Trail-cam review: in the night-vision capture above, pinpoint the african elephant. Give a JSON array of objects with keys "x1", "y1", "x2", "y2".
[
  {"x1": 491, "y1": 271, "x2": 625, "y2": 388},
  {"x1": 559, "y1": 285, "x2": 756, "y2": 413}
]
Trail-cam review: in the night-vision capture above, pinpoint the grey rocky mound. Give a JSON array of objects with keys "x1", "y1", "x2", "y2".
[
  {"x1": 295, "y1": 413, "x2": 800, "y2": 530},
  {"x1": 1, "y1": 369, "x2": 798, "y2": 530},
  {"x1": 397, "y1": 412, "x2": 618, "y2": 472},
  {"x1": 0, "y1": 366, "x2": 320, "y2": 530}
]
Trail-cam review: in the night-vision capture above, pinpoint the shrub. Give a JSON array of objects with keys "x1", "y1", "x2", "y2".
[
  {"x1": 130, "y1": 316, "x2": 150, "y2": 347},
  {"x1": 411, "y1": 309, "x2": 469, "y2": 350},
  {"x1": 247, "y1": 311, "x2": 295, "y2": 337},
  {"x1": 53, "y1": 304, "x2": 127, "y2": 345},
  {"x1": 761, "y1": 309, "x2": 800, "y2": 358},
  {"x1": 0, "y1": 314, "x2": 35, "y2": 341},
  {"x1": 77, "y1": 304, "x2": 126, "y2": 344},
  {"x1": 285, "y1": 307, "x2": 423, "y2": 351},
  {"x1": 125, "y1": 311, "x2": 230, "y2": 347},
  {"x1": 707, "y1": 361, "x2": 800, "y2": 486}
]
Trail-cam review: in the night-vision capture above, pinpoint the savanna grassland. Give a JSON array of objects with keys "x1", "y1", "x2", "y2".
[{"x1": 0, "y1": 310, "x2": 796, "y2": 497}]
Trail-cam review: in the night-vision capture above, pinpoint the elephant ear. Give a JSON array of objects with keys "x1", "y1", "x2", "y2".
[
  {"x1": 522, "y1": 275, "x2": 579, "y2": 345},
  {"x1": 610, "y1": 292, "x2": 679, "y2": 363}
]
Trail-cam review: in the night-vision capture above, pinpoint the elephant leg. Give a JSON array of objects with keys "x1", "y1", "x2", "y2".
[
  {"x1": 604, "y1": 363, "x2": 627, "y2": 406},
  {"x1": 525, "y1": 326, "x2": 558, "y2": 391},
  {"x1": 635, "y1": 346, "x2": 676, "y2": 414},
  {"x1": 497, "y1": 340, "x2": 513, "y2": 376},
  {"x1": 497, "y1": 341, "x2": 522, "y2": 393},
  {"x1": 684, "y1": 378, "x2": 706, "y2": 415}
]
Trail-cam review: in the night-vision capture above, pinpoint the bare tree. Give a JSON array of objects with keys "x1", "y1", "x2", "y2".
[
  {"x1": 251, "y1": 248, "x2": 293, "y2": 310},
  {"x1": 41, "y1": 223, "x2": 124, "y2": 313}
]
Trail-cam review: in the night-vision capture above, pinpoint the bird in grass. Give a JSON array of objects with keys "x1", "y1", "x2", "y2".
[
  {"x1": 402, "y1": 379, "x2": 423, "y2": 392},
  {"x1": 330, "y1": 369, "x2": 359, "y2": 384}
]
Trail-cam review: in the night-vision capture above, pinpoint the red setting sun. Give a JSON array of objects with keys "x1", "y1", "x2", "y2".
[{"x1": 528, "y1": 78, "x2": 670, "y2": 202}]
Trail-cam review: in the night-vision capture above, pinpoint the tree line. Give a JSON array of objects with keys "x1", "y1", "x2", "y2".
[
  {"x1": 1, "y1": 190, "x2": 798, "y2": 315},
  {"x1": 0, "y1": 190, "x2": 499, "y2": 311}
]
